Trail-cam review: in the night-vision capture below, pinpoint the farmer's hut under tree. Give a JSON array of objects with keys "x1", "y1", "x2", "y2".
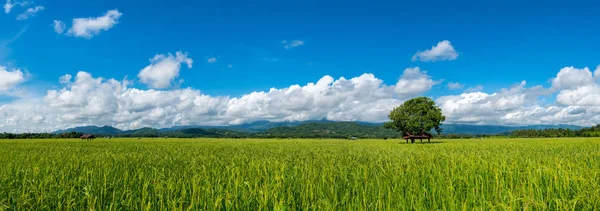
[
  {"x1": 403, "y1": 133, "x2": 433, "y2": 144},
  {"x1": 80, "y1": 134, "x2": 96, "y2": 141}
]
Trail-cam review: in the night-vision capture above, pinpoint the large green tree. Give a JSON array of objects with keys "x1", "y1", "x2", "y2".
[{"x1": 384, "y1": 97, "x2": 446, "y2": 135}]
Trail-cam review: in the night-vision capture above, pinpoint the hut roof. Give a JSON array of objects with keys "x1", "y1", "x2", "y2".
[
  {"x1": 403, "y1": 133, "x2": 433, "y2": 139},
  {"x1": 80, "y1": 134, "x2": 96, "y2": 138}
]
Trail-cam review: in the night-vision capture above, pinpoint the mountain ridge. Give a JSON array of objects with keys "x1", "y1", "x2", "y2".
[{"x1": 53, "y1": 121, "x2": 583, "y2": 136}]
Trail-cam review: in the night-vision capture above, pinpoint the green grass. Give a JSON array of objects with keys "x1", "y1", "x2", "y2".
[{"x1": 1, "y1": 138, "x2": 599, "y2": 210}]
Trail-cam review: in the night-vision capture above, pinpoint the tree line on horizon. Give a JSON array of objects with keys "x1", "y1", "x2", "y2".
[
  {"x1": 0, "y1": 131, "x2": 85, "y2": 139},
  {"x1": 509, "y1": 125, "x2": 600, "y2": 138},
  {"x1": 2, "y1": 123, "x2": 600, "y2": 139},
  {"x1": 0, "y1": 122, "x2": 400, "y2": 139}
]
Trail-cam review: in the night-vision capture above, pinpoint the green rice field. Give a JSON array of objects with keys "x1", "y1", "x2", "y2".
[{"x1": 1, "y1": 138, "x2": 599, "y2": 210}]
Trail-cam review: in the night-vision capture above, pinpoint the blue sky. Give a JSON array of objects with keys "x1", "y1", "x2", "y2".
[{"x1": 1, "y1": 0, "x2": 599, "y2": 132}]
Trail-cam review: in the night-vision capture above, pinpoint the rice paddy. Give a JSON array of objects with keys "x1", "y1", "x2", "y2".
[{"x1": 1, "y1": 138, "x2": 599, "y2": 210}]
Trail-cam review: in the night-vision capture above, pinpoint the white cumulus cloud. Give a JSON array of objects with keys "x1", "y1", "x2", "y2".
[
  {"x1": 0, "y1": 71, "x2": 422, "y2": 132},
  {"x1": 225, "y1": 73, "x2": 399, "y2": 124},
  {"x1": 552, "y1": 65, "x2": 600, "y2": 106},
  {"x1": 3, "y1": 0, "x2": 25, "y2": 14},
  {"x1": 556, "y1": 85, "x2": 600, "y2": 106},
  {"x1": 394, "y1": 67, "x2": 440, "y2": 98},
  {"x1": 437, "y1": 81, "x2": 551, "y2": 125},
  {"x1": 551, "y1": 66, "x2": 594, "y2": 90},
  {"x1": 412, "y1": 40, "x2": 459, "y2": 62},
  {"x1": 3, "y1": 65, "x2": 600, "y2": 132},
  {"x1": 0, "y1": 72, "x2": 380, "y2": 131},
  {"x1": 138, "y1": 51, "x2": 193, "y2": 89},
  {"x1": 435, "y1": 65, "x2": 600, "y2": 126},
  {"x1": 0, "y1": 66, "x2": 26, "y2": 91},
  {"x1": 59, "y1": 74, "x2": 71, "y2": 84},
  {"x1": 3, "y1": 0, "x2": 14, "y2": 13},
  {"x1": 65, "y1": 9, "x2": 122, "y2": 38}
]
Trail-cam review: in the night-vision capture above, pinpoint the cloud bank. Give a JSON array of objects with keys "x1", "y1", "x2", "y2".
[
  {"x1": 0, "y1": 66, "x2": 439, "y2": 132},
  {"x1": 1, "y1": 59, "x2": 600, "y2": 132}
]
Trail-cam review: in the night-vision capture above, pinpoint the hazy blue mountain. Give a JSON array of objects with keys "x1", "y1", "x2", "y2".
[
  {"x1": 54, "y1": 126, "x2": 123, "y2": 135},
  {"x1": 127, "y1": 127, "x2": 161, "y2": 137},
  {"x1": 440, "y1": 124, "x2": 583, "y2": 135},
  {"x1": 54, "y1": 122, "x2": 584, "y2": 136},
  {"x1": 168, "y1": 128, "x2": 228, "y2": 136},
  {"x1": 158, "y1": 119, "x2": 333, "y2": 133},
  {"x1": 257, "y1": 122, "x2": 398, "y2": 138}
]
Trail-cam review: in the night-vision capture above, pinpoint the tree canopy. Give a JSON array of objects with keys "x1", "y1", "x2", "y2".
[{"x1": 384, "y1": 97, "x2": 446, "y2": 135}]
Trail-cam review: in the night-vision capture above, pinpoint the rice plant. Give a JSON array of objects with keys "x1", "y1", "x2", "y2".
[{"x1": 0, "y1": 138, "x2": 599, "y2": 210}]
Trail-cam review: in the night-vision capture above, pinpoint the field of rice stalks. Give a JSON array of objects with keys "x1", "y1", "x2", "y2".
[{"x1": 1, "y1": 138, "x2": 599, "y2": 210}]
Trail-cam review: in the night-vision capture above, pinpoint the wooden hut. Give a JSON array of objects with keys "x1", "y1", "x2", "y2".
[
  {"x1": 80, "y1": 134, "x2": 96, "y2": 141},
  {"x1": 403, "y1": 133, "x2": 433, "y2": 144}
]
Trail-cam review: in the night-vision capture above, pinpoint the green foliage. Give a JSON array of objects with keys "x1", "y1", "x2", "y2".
[
  {"x1": 162, "y1": 128, "x2": 248, "y2": 138},
  {"x1": 0, "y1": 122, "x2": 401, "y2": 139},
  {"x1": 1, "y1": 138, "x2": 600, "y2": 210},
  {"x1": 439, "y1": 124, "x2": 582, "y2": 135},
  {"x1": 0, "y1": 132, "x2": 83, "y2": 139},
  {"x1": 54, "y1": 126, "x2": 122, "y2": 135},
  {"x1": 510, "y1": 124, "x2": 600, "y2": 138},
  {"x1": 257, "y1": 122, "x2": 399, "y2": 138},
  {"x1": 125, "y1": 127, "x2": 160, "y2": 137},
  {"x1": 385, "y1": 97, "x2": 446, "y2": 135}
]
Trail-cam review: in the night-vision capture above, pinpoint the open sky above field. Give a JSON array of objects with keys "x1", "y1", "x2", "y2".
[{"x1": 0, "y1": 0, "x2": 599, "y2": 132}]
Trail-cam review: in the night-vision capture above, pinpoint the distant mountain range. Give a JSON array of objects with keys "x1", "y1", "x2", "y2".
[
  {"x1": 53, "y1": 120, "x2": 583, "y2": 137},
  {"x1": 439, "y1": 124, "x2": 582, "y2": 135},
  {"x1": 54, "y1": 125, "x2": 123, "y2": 135},
  {"x1": 156, "y1": 120, "x2": 332, "y2": 133}
]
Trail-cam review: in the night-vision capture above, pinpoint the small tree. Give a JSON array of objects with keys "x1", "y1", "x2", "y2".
[{"x1": 384, "y1": 97, "x2": 446, "y2": 135}]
